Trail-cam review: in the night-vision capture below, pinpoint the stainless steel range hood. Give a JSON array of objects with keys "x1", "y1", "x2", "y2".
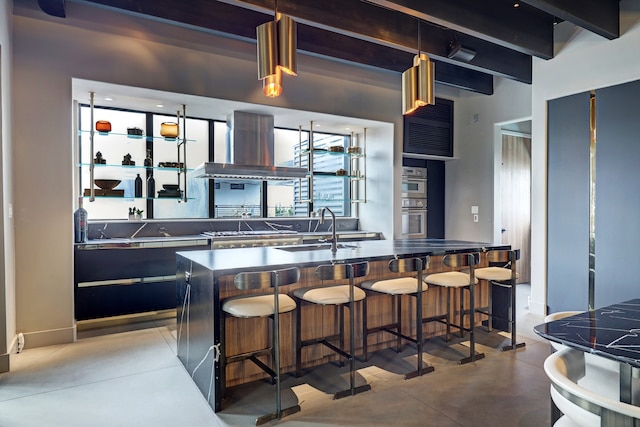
[{"x1": 192, "y1": 111, "x2": 307, "y2": 180}]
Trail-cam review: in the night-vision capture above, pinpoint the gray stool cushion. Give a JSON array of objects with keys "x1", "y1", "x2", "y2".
[
  {"x1": 475, "y1": 266, "x2": 518, "y2": 281},
  {"x1": 223, "y1": 294, "x2": 296, "y2": 318},
  {"x1": 423, "y1": 271, "x2": 477, "y2": 288},
  {"x1": 361, "y1": 277, "x2": 427, "y2": 295},
  {"x1": 294, "y1": 285, "x2": 366, "y2": 305}
]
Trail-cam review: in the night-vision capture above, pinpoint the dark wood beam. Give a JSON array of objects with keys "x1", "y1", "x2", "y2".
[
  {"x1": 78, "y1": 0, "x2": 499, "y2": 92},
  {"x1": 217, "y1": 0, "x2": 532, "y2": 82},
  {"x1": 38, "y1": 0, "x2": 66, "y2": 17},
  {"x1": 522, "y1": 0, "x2": 619, "y2": 39},
  {"x1": 318, "y1": 0, "x2": 554, "y2": 59},
  {"x1": 300, "y1": 25, "x2": 494, "y2": 94}
]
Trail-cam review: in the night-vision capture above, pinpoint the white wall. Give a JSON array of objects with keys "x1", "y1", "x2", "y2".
[
  {"x1": 1, "y1": 0, "x2": 15, "y2": 369},
  {"x1": 11, "y1": 0, "x2": 405, "y2": 346},
  {"x1": 446, "y1": 78, "x2": 531, "y2": 243},
  {"x1": 529, "y1": 0, "x2": 640, "y2": 315}
]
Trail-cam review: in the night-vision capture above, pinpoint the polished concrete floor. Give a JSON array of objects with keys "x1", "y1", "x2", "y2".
[{"x1": 0, "y1": 285, "x2": 551, "y2": 426}]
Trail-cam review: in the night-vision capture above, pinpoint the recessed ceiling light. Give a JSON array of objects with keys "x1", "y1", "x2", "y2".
[
  {"x1": 104, "y1": 97, "x2": 114, "y2": 101},
  {"x1": 513, "y1": 2, "x2": 520, "y2": 7},
  {"x1": 156, "y1": 104, "x2": 164, "y2": 108}
]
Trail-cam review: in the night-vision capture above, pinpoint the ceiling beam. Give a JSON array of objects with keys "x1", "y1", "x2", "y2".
[
  {"x1": 522, "y1": 0, "x2": 619, "y2": 39},
  {"x1": 73, "y1": 0, "x2": 498, "y2": 92},
  {"x1": 38, "y1": 0, "x2": 66, "y2": 17},
  {"x1": 300, "y1": 24, "x2": 494, "y2": 94},
  {"x1": 217, "y1": 0, "x2": 532, "y2": 82},
  {"x1": 331, "y1": 0, "x2": 554, "y2": 59}
]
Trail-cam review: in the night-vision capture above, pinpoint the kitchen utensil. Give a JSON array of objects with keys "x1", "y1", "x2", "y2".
[{"x1": 94, "y1": 179, "x2": 121, "y2": 190}]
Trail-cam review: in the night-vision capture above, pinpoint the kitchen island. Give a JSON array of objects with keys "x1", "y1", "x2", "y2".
[{"x1": 176, "y1": 239, "x2": 508, "y2": 412}]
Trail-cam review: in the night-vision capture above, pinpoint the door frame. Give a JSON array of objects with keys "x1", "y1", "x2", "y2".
[{"x1": 493, "y1": 120, "x2": 532, "y2": 282}]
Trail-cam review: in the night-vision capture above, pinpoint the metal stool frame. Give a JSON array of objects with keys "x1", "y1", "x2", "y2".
[
  {"x1": 295, "y1": 261, "x2": 371, "y2": 399},
  {"x1": 362, "y1": 256, "x2": 442, "y2": 379},
  {"x1": 220, "y1": 267, "x2": 301, "y2": 425},
  {"x1": 425, "y1": 253, "x2": 485, "y2": 365},
  {"x1": 475, "y1": 249, "x2": 526, "y2": 352}
]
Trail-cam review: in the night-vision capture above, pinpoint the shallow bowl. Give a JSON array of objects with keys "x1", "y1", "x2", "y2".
[{"x1": 94, "y1": 179, "x2": 121, "y2": 190}]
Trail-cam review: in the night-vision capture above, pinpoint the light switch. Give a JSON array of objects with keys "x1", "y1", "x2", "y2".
[
  {"x1": 471, "y1": 205, "x2": 479, "y2": 214},
  {"x1": 473, "y1": 214, "x2": 479, "y2": 223}
]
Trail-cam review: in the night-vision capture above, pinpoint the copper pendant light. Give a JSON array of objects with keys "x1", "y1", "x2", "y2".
[
  {"x1": 257, "y1": 0, "x2": 297, "y2": 97},
  {"x1": 402, "y1": 21, "x2": 435, "y2": 115}
]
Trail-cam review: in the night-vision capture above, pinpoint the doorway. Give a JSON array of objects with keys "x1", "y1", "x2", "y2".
[{"x1": 499, "y1": 123, "x2": 531, "y2": 284}]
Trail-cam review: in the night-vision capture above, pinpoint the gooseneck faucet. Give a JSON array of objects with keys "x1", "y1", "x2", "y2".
[{"x1": 320, "y1": 207, "x2": 337, "y2": 253}]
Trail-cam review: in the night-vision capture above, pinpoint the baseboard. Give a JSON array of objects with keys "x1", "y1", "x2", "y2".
[
  {"x1": 0, "y1": 353, "x2": 9, "y2": 373},
  {"x1": 21, "y1": 325, "x2": 77, "y2": 350},
  {"x1": 8, "y1": 333, "x2": 19, "y2": 354},
  {"x1": 529, "y1": 299, "x2": 546, "y2": 316}
]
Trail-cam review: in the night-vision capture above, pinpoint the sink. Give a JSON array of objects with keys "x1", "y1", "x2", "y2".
[{"x1": 276, "y1": 243, "x2": 359, "y2": 252}]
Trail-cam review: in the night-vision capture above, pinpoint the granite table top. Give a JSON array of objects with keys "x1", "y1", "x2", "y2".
[
  {"x1": 176, "y1": 239, "x2": 508, "y2": 277},
  {"x1": 534, "y1": 299, "x2": 640, "y2": 368}
]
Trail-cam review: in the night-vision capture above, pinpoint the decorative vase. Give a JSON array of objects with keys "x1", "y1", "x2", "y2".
[
  {"x1": 96, "y1": 120, "x2": 111, "y2": 133},
  {"x1": 160, "y1": 122, "x2": 179, "y2": 138}
]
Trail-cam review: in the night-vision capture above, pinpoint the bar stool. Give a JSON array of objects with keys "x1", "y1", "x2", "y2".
[
  {"x1": 220, "y1": 267, "x2": 301, "y2": 425},
  {"x1": 294, "y1": 261, "x2": 371, "y2": 399},
  {"x1": 361, "y1": 256, "x2": 438, "y2": 379},
  {"x1": 474, "y1": 249, "x2": 526, "y2": 351},
  {"x1": 423, "y1": 252, "x2": 485, "y2": 364}
]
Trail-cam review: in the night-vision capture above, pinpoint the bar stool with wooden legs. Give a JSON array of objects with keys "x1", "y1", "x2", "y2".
[
  {"x1": 474, "y1": 249, "x2": 526, "y2": 352},
  {"x1": 220, "y1": 267, "x2": 301, "y2": 426},
  {"x1": 361, "y1": 256, "x2": 439, "y2": 379},
  {"x1": 423, "y1": 253, "x2": 485, "y2": 365},
  {"x1": 294, "y1": 261, "x2": 371, "y2": 399}
]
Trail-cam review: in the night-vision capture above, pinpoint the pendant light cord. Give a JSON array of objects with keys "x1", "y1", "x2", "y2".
[{"x1": 417, "y1": 19, "x2": 421, "y2": 56}]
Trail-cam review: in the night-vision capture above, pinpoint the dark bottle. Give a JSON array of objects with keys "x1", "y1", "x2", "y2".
[
  {"x1": 74, "y1": 197, "x2": 88, "y2": 243},
  {"x1": 144, "y1": 148, "x2": 152, "y2": 167},
  {"x1": 147, "y1": 174, "x2": 155, "y2": 198},
  {"x1": 135, "y1": 174, "x2": 143, "y2": 197}
]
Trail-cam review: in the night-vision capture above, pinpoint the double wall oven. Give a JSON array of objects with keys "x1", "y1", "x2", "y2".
[{"x1": 401, "y1": 166, "x2": 427, "y2": 238}]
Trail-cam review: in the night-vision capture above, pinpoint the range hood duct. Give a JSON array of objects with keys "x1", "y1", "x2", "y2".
[{"x1": 192, "y1": 111, "x2": 307, "y2": 180}]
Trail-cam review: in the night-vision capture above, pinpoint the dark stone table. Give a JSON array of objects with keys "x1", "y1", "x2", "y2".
[{"x1": 534, "y1": 299, "x2": 640, "y2": 404}]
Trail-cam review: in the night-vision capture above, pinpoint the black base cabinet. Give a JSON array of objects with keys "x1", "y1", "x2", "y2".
[
  {"x1": 176, "y1": 254, "x2": 221, "y2": 412},
  {"x1": 74, "y1": 240, "x2": 208, "y2": 320}
]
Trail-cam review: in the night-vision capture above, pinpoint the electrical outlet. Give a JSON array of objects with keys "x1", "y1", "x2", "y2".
[{"x1": 473, "y1": 214, "x2": 479, "y2": 223}]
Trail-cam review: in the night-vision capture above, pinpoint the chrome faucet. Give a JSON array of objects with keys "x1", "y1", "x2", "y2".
[
  {"x1": 320, "y1": 207, "x2": 337, "y2": 253},
  {"x1": 158, "y1": 226, "x2": 171, "y2": 237}
]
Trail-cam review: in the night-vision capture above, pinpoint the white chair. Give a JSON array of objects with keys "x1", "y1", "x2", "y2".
[
  {"x1": 544, "y1": 348, "x2": 640, "y2": 426},
  {"x1": 220, "y1": 267, "x2": 301, "y2": 425},
  {"x1": 474, "y1": 249, "x2": 525, "y2": 351}
]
